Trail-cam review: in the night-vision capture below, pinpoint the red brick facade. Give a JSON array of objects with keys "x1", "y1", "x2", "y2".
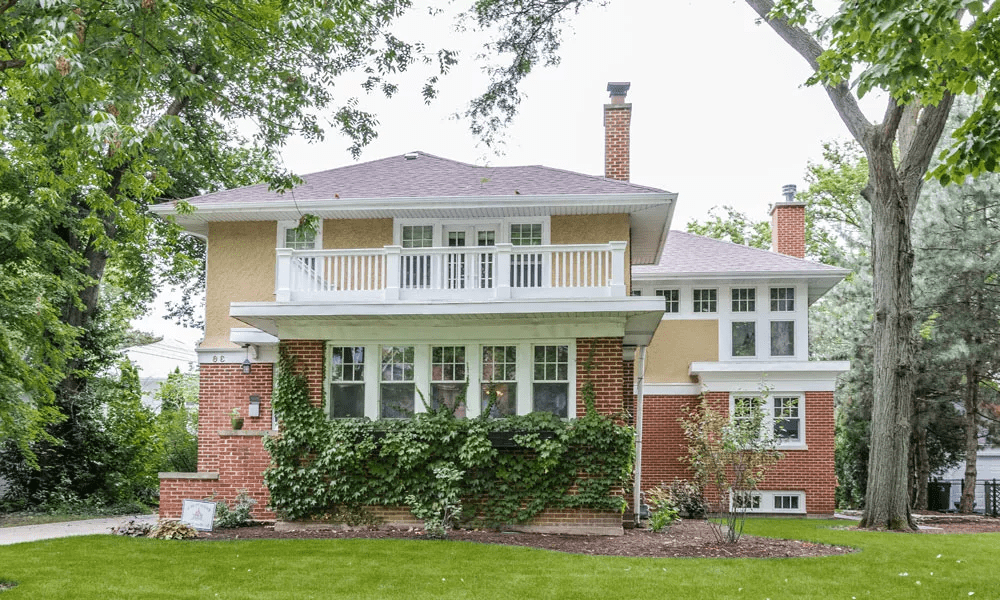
[
  {"x1": 770, "y1": 203, "x2": 806, "y2": 258},
  {"x1": 604, "y1": 103, "x2": 631, "y2": 181},
  {"x1": 576, "y1": 337, "x2": 625, "y2": 417},
  {"x1": 637, "y1": 390, "x2": 836, "y2": 515}
]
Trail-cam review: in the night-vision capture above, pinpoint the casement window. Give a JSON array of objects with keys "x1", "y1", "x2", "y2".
[
  {"x1": 770, "y1": 321, "x2": 795, "y2": 356},
  {"x1": 510, "y1": 223, "x2": 543, "y2": 288},
  {"x1": 772, "y1": 396, "x2": 801, "y2": 442},
  {"x1": 431, "y1": 346, "x2": 467, "y2": 417},
  {"x1": 731, "y1": 322, "x2": 756, "y2": 357},
  {"x1": 380, "y1": 346, "x2": 415, "y2": 418},
  {"x1": 656, "y1": 289, "x2": 680, "y2": 313},
  {"x1": 693, "y1": 288, "x2": 717, "y2": 313},
  {"x1": 732, "y1": 394, "x2": 804, "y2": 447},
  {"x1": 533, "y1": 345, "x2": 570, "y2": 418},
  {"x1": 481, "y1": 345, "x2": 517, "y2": 418},
  {"x1": 731, "y1": 288, "x2": 756, "y2": 312},
  {"x1": 770, "y1": 287, "x2": 795, "y2": 312},
  {"x1": 329, "y1": 346, "x2": 365, "y2": 419}
]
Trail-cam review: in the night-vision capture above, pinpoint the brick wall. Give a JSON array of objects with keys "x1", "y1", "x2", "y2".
[
  {"x1": 639, "y1": 390, "x2": 836, "y2": 515},
  {"x1": 770, "y1": 203, "x2": 806, "y2": 258},
  {"x1": 159, "y1": 340, "x2": 326, "y2": 521},
  {"x1": 576, "y1": 338, "x2": 624, "y2": 417},
  {"x1": 622, "y1": 358, "x2": 635, "y2": 426},
  {"x1": 604, "y1": 103, "x2": 631, "y2": 181}
]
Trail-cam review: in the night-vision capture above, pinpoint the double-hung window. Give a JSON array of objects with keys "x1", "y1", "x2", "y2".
[
  {"x1": 380, "y1": 346, "x2": 415, "y2": 418},
  {"x1": 732, "y1": 394, "x2": 804, "y2": 447},
  {"x1": 769, "y1": 287, "x2": 796, "y2": 357},
  {"x1": 693, "y1": 288, "x2": 717, "y2": 313},
  {"x1": 510, "y1": 223, "x2": 543, "y2": 287},
  {"x1": 431, "y1": 346, "x2": 467, "y2": 417},
  {"x1": 656, "y1": 289, "x2": 679, "y2": 313},
  {"x1": 731, "y1": 288, "x2": 756, "y2": 357},
  {"x1": 482, "y1": 345, "x2": 517, "y2": 418},
  {"x1": 772, "y1": 396, "x2": 801, "y2": 443},
  {"x1": 533, "y1": 345, "x2": 569, "y2": 417},
  {"x1": 329, "y1": 346, "x2": 365, "y2": 418}
]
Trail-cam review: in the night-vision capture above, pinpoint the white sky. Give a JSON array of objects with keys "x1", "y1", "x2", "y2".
[{"x1": 134, "y1": 0, "x2": 886, "y2": 349}]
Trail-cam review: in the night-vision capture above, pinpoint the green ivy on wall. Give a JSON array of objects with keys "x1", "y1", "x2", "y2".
[{"x1": 263, "y1": 348, "x2": 634, "y2": 527}]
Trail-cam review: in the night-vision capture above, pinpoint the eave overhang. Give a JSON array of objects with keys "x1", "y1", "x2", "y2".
[{"x1": 631, "y1": 269, "x2": 850, "y2": 305}]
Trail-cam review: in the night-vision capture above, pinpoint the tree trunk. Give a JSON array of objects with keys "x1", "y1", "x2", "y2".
[
  {"x1": 859, "y1": 135, "x2": 916, "y2": 530},
  {"x1": 912, "y1": 414, "x2": 929, "y2": 510},
  {"x1": 959, "y1": 363, "x2": 979, "y2": 513}
]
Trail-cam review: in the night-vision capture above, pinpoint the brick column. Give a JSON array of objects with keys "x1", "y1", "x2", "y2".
[{"x1": 575, "y1": 338, "x2": 624, "y2": 417}]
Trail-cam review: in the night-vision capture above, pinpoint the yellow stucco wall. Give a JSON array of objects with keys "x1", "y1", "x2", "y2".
[
  {"x1": 644, "y1": 320, "x2": 719, "y2": 383},
  {"x1": 550, "y1": 214, "x2": 632, "y2": 292},
  {"x1": 202, "y1": 221, "x2": 277, "y2": 349},
  {"x1": 322, "y1": 218, "x2": 393, "y2": 249}
]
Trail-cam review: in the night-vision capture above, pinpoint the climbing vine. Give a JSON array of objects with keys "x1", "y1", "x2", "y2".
[{"x1": 263, "y1": 348, "x2": 634, "y2": 527}]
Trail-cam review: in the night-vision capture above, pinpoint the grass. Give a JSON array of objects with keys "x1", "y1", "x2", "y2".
[
  {"x1": 0, "y1": 519, "x2": 997, "y2": 599},
  {"x1": 0, "y1": 505, "x2": 153, "y2": 528}
]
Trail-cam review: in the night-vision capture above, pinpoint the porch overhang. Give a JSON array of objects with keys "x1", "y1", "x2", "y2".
[
  {"x1": 230, "y1": 297, "x2": 665, "y2": 346},
  {"x1": 689, "y1": 360, "x2": 851, "y2": 393}
]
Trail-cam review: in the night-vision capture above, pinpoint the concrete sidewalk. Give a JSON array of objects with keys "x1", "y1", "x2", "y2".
[{"x1": 0, "y1": 514, "x2": 157, "y2": 545}]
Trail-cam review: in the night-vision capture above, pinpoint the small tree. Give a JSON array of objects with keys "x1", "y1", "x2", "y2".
[{"x1": 680, "y1": 396, "x2": 782, "y2": 543}]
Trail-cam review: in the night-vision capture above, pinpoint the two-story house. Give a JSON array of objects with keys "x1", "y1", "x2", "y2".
[{"x1": 154, "y1": 82, "x2": 847, "y2": 531}]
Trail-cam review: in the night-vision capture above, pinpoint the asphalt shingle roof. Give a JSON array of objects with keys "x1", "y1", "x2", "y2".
[
  {"x1": 184, "y1": 151, "x2": 668, "y2": 205},
  {"x1": 633, "y1": 231, "x2": 846, "y2": 276}
]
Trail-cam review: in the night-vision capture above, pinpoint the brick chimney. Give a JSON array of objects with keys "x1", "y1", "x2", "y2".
[
  {"x1": 769, "y1": 184, "x2": 807, "y2": 258},
  {"x1": 604, "y1": 82, "x2": 631, "y2": 181}
]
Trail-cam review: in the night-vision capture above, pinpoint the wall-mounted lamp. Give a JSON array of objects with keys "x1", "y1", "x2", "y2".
[{"x1": 248, "y1": 394, "x2": 261, "y2": 418}]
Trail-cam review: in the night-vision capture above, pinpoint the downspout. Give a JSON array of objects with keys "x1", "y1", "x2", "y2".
[{"x1": 632, "y1": 344, "x2": 647, "y2": 525}]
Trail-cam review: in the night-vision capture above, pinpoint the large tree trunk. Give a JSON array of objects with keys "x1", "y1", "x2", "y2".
[
  {"x1": 959, "y1": 363, "x2": 979, "y2": 513},
  {"x1": 859, "y1": 135, "x2": 916, "y2": 530}
]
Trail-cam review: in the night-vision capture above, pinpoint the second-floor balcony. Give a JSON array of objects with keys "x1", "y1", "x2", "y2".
[{"x1": 275, "y1": 242, "x2": 628, "y2": 302}]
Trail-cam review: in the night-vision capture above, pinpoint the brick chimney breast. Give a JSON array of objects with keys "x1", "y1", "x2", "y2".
[
  {"x1": 604, "y1": 81, "x2": 631, "y2": 181},
  {"x1": 768, "y1": 184, "x2": 807, "y2": 258}
]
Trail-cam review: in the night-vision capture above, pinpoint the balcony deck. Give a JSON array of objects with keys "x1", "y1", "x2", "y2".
[{"x1": 275, "y1": 242, "x2": 628, "y2": 302}]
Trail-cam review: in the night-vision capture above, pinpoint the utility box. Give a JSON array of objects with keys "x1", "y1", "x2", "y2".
[{"x1": 248, "y1": 395, "x2": 261, "y2": 418}]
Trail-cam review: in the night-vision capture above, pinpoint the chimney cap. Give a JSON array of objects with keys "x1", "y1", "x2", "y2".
[
  {"x1": 607, "y1": 82, "x2": 631, "y2": 99},
  {"x1": 781, "y1": 184, "x2": 797, "y2": 200}
]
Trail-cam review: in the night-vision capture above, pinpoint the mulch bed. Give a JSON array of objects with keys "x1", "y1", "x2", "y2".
[
  {"x1": 913, "y1": 512, "x2": 1000, "y2": 534},
  {"x1": 195, "y1": 519, "x2": 854, "y2": 559}
]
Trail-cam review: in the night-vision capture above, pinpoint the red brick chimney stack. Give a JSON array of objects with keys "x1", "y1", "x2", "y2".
[
  {"x1": 604, "y1": 81, "x2": 631, "y2": 181},
  {"x1": 769, "y1": 184, "x2": 807, "y2": 258}
]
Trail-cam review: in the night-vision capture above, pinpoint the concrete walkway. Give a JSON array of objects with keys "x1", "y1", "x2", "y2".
[{"x1": 0, "y1": 514, "x2": 157, "y2": 545}]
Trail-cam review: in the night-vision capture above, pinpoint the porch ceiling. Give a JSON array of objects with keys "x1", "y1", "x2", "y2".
[{"x1": 230, "y1": 298, "x2": 666, "y2": 346}]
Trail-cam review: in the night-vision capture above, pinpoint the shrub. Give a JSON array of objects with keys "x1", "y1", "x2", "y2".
[
  {"x1": 406, "y1": 463, "x2": 464, "y2": 539},
  {"x1": 214, "y1": 491, "x2": 257, "y2": 529},
  {"x1": 666, "y1": 479, "x2": 707, "y2": 519},
  {"x1": 645, "y1": 485, "x2": 680, "y2": 532},
  {"x1": 148, "y1": 520, "x2": 198, "y2": 540}
]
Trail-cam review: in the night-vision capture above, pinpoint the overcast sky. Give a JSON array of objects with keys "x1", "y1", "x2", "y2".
[{"x1": 135, "y1": 0, "x2": 886, "y2": 348}]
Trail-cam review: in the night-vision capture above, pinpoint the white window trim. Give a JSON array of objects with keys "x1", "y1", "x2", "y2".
[
  {"x1": 326, "y1": 340, "x2": 575, "y2": 420},
  {"x1": 730, "y1": 490, "x2": 806, "y2": 514},
  {"x1": 729, "y1": 392, "x2": 806, "y2": 450},
  {"x1": 654, "y1": 288, "x2": 681, "y2": 313},
  {"x1": 393, "y1": 217, "x2": 550, "y2": 247},
  {"x1": 277, "y1": 220, "x2": 323, "y2": 249},
  {"x1": 692, "y1": 287, "x2": 719, "y2": 314}
]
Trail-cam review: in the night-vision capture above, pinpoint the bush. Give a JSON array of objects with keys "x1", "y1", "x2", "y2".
[
  {"x1": 406, "y1": 464, "x2": 464, "y2": 539},
  {"x1": 214, "y1": 491, "x2": 257, "y2": 529},
  {"x1": 645, "y1": 485, "x2": 680, "y2": 532},
  {"x1": 666, "y1": 480, "x2": 707, "y2": 519},
  {"x1": 148, "y1": 520, "x2": 198, "y2": 540}
]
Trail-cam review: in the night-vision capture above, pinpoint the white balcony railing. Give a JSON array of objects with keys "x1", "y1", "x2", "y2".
[{"x1": 275, "y1": 242, "x2": 628, "y2": 302}]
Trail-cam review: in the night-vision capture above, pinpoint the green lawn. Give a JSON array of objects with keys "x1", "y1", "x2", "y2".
[{"x1": 0, "y1": 519, "x2": 997, "y2": 599}]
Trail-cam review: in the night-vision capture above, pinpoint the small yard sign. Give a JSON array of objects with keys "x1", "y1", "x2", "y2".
[{"x1": 181, "y1": 499, "x2": 217, "y2": 531}]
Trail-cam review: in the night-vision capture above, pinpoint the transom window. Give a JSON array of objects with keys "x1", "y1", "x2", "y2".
[
  {"x1": 431, "y1": 346, "x2": 466, "y2": 417},
  {"x1": 380, "y1": 346, "x2": 415, "y2": 418},
  {"x1": 770, "y1": 287, "x2": 795, "y2": 312},
  {"x1": 693, "y1": 288, "x2": 717, "y2": 313},
  {"x1": 329, "y1": 346, "x2": 364, "y2": 419},
  {"x1": 482, "y1": 345, "x2": 517, "y2": 418},
  {"x1": 732, "y1": 288, "x2": 756, "y2": 312},
  {"x1": 656, "y1": 289, "x2": 680, "y2": 313},
  {"x1": 533, "y1": 345, "x2": 570, "y2": 418}
]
